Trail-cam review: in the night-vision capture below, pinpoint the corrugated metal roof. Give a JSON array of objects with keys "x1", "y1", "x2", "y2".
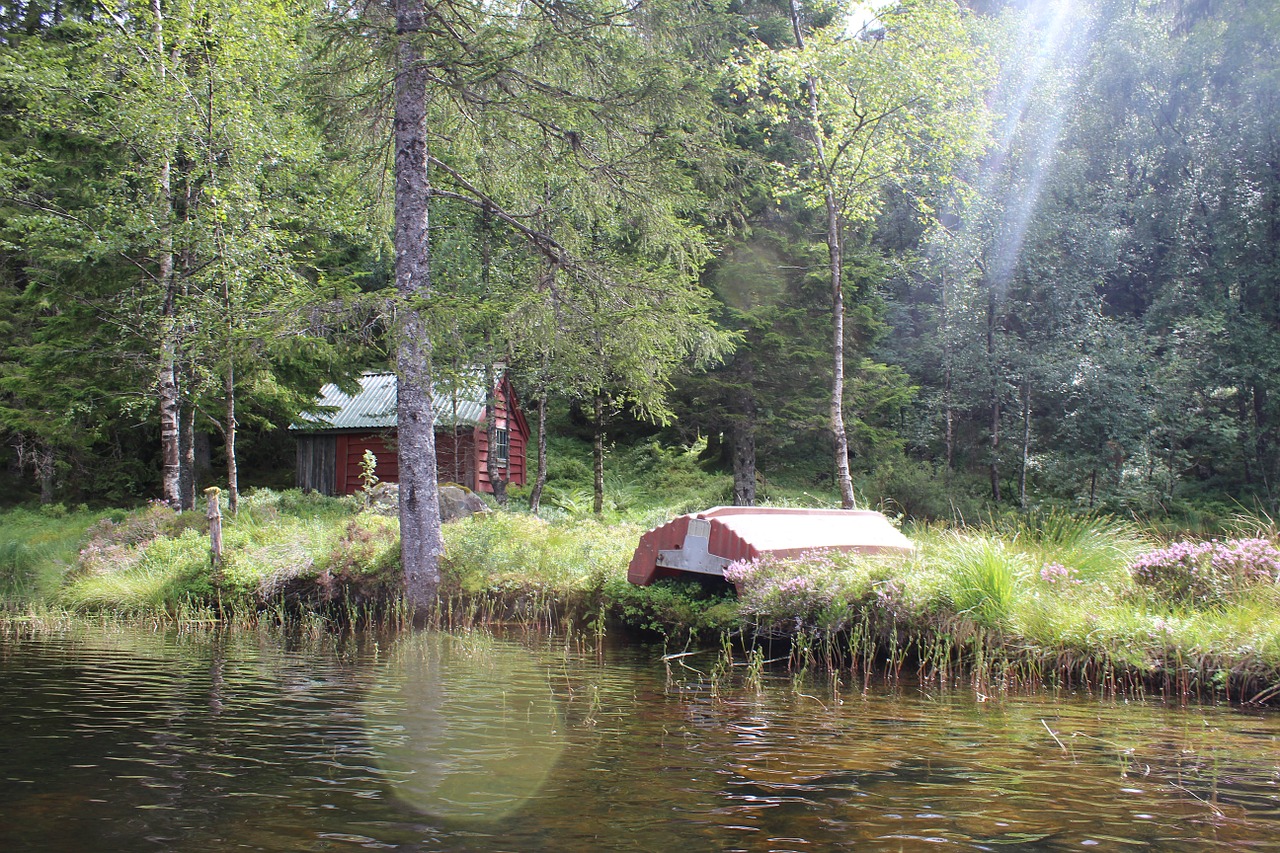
[{"x1": 291, "y1": 372, "x2": 489, "y2": 432}]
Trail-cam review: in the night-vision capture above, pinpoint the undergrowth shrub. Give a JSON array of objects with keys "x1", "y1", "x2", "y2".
[
  {"x1": 993, "y1": 509, "x2": 1149, "y2": 584},
  {"x1": 725, "y1": 552, "x2": 843, "y2": 622},
  {"x1": 1130, "y1": 538, "x2": 1280, "y2": 606},
  {"x1": 605, "y1": 576, "x2": 738, "y2": 639},
  {"x1": 866, "y1": 460, "x2": 986, "y2": 523},
  {"x1": 1, "y1": 507, "x2": 110, "y2": 603}
]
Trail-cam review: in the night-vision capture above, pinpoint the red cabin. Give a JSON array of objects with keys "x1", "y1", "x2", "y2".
[
  {"x1": 292, "y1": 371, "x2": 529, "y2": 496},
  {"x1": 628, "y1": 506, "x2": 914, "y2": 586}
]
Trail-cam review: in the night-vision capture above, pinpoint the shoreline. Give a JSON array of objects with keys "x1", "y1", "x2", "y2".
[{"x1": 3, "y1": 490, "x2": 1279, "y2": 706}]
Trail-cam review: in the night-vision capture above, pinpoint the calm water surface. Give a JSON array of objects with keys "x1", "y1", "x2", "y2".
[{"x1": 1, "y1": 626, "x2": 1279, "y2": 852}]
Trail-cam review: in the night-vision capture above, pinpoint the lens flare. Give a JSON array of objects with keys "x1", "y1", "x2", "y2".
[{"x1": 365, "y1": 633, "x2": 567, "y2": 822}]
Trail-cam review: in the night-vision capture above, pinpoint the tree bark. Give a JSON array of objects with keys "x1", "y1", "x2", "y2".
[
  {"x1": 1254, "y1": 382, "x2": 1273, "y2": 495},
  {"x1": 394, "y1": 0, "x2": 444, "y2": 609},
  {"x1": 987, "y1": 284, "x2": 1000, "y2": 503},
  {"x1": 180, "y1": 397, "x2": 196, "y2": 511},
  {"x1": 529, "y1": 392, "x2": 548, "y2": 515},
  {"x1": 731, "y1": 387, "x2": 757, "y2": 506},
  {"x1": 790, "y1": 0, "x2": 854, "y2": 509},
  {"x1": 826, "y1": 191, "x2": 855, "y2": 509},
  {"x1": 592, "y1": 394, "x2": 605, "y2": 516},
  {"x1": 942, "y1": 270, "x2": 954, "y2": 482},
  {"x1": 153, "y1": 0, "x2": 181, "y2": 508},
  {"x1": 1019, "y1": 376, "x2": 1030, "y2": 509},
  {"x1": 36, "y1": 444, "x2": 54, "y2": 505},
  {"x1": 224, "y1": 354, "x2": 238, "y2": 517},
  {"x1": 483, "y1": 359, "x2": 509, "y2": 506}
]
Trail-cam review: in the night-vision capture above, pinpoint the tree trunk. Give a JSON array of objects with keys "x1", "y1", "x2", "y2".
[
  {"x1": 987, "y1": 284, "x2": 1000, "y2": 503},
  {"x1": 1019, "y1": 376, "x2": 1031, "y2": 509},
  {"x1": 790, "y1": 0, "x2": 854, "y2": 509},
  {"x1": 180, "y1": 397, "x2": 196, "y2": 511},
  {"x1": 158, "y1": 324, "x2": 181, "y2": 506},
  {"x1": 483, "y1": 359, "x2": 509, "y2": 506},
  {"x1": 224, "y1": 356, "x2": 238, "y2": 517},
  {"x1": 529, "y1": 392, "x2": 548, "y2": 515},
  {"x1": 1254, "y1": 382, "x2": 1273, "y2": 495},
  {"x1": 152, "y1": 0, "x2": 181, "y2": 508},
  {"x1": 942, "y1": 270, "x2": 954, "y2": 482},
  {"x1": 394, "y1": 0, "x2": 444, "y2": 609},
  {"x1": 989, "y1": 395, "x2": 1001, "y2": 503},
  {"x1": 826, "y1": 195, "x2": 855, "y2": 509},
  {"x1": 592, "y1": 394, "x2": 605, "y2": 517},
  {"x1": 36, "y1": 444, "x2": 54, "y2": 505},
  {"x1": 731, "y1": 388, "x2": 757, "y2": 506}
]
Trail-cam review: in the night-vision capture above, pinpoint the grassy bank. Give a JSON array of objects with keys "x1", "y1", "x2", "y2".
[{"x1": 3, "y1": 490, "x2": 1279, "y2": 704}]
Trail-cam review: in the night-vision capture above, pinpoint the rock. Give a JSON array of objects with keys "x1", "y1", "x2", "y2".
[
  {"x1": 363, "y1": 482, "x2": 400, "y2": 516},
  {"x1": 357, "y1": 481, "x2": 490, "y2": 523},
  {"x1": 439, "y1": 483, "x2": 490, "y2": 523}
]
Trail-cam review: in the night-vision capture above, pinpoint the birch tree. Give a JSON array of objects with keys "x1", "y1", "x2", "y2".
[{"x1": 733, "y1": 0, "x2": 991, "y2": 507}]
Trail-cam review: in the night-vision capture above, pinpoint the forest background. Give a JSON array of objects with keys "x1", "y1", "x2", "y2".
[{"x1": 1, "y1": 0, "x2": 1277, "y2": 532}]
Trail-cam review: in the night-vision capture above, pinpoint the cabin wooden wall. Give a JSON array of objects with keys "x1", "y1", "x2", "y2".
[
  {"x1": 335, "y1": 433, "x2": 400, "y2": 495},
  {"x1": 436, "y1": 432, "x2": 477, "y2": 490},
  {"x1": 296, "y1": 435, "x2": 337, "y2": 495},
  {"x1": 474, "y1": 379, "x2": 528, "y2": 491},
  {"x1": 296, "y1": 375, "x2": 529, "y2": 496}
]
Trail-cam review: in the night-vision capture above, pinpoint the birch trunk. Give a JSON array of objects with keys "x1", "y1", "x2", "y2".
[
  {"x1": 180, "y1": 398, "x2": 196, "y2": 510},
  {"x1": 790, "y1": 0, "x2": 854, "y2": 509},
  {"x1": 987, "y1": 285, "x2": 1000, "y2": 503},
  {"x1": 153, "y1": 0, "x2": 181, "y2": 508},
  {"x1": 826, "y1": 188, "x2": 855, "y2": 510},
  {"x1": 1019, "y1": 377, "x2": 1030, "y2": 509},
  {"x1": 942, "y1": 269, "x2": 954, "y2": 482},
  {"x1": 394, "y1": 0, "x2": 444, "y2": 609},
  {"x1": 224, "y1": 355, "x2": 238, "y2": 517}
]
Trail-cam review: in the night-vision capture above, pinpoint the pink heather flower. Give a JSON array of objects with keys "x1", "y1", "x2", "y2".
[
  {"x1": 1040, "y1": 562, "x2": 1080, "y2": 584},
  {"x1": 1130, "y1": 537, "x2": 1280, "y2": 604},
  {"x1": 723, "y1": 558, "x2": 757, "y2": 585}
]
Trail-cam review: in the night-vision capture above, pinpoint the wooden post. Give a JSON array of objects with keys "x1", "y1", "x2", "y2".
[{"x1": 205, "y1": 486, "x2": 223, "y2": 578}]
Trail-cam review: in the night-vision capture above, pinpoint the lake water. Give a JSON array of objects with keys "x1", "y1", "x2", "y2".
[{"x1": 2, "y1": 625, "x2": 1279, "y2": 851}]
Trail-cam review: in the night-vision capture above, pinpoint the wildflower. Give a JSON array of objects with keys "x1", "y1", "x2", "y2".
[
  {"x1": 1039, "y1": 562, "x2": 1079, "y2": 585},
  {"x1": 1129, "y1": 537, "x2": 1280, "y2": 605},
  {"x1": 723, "y1": 558, "x2": 757, "y2": 585}
]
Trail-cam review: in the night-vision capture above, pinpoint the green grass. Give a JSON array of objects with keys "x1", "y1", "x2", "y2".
[
  {"x1": 0, "y1": 506, "x2": 103, "y2": 604},
  {"x1": 5, "y1": 469, "x2": 1280, "y2": 703},
  {"x1": 938, "y1": 536, "x2": 1029, "y2": 629},
  {"x1": 54, "y1": 489, "x2": 372, "y2": 615}
]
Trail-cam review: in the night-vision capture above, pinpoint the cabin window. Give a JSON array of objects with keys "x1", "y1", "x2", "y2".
[{"x1": 494, "y1": 427, "x2": 510, "y2": 466}]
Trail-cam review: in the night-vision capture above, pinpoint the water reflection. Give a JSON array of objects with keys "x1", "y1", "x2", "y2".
[
  {"x1": 0, "y1": 627, "x2": 1278, "y2": 851},
  {"x1": 366, "y1": 633, "x2": 566, "y2": 820}
]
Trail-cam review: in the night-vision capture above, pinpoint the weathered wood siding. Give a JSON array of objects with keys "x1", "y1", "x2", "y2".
[{"x1": 296, "y1": 434, "x2": 337, "y2": 495}]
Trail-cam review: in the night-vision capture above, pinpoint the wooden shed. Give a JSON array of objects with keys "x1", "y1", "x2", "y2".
[
  {"x1": 628, "y1": 506, "x2": 914, "y2": 586},
  {"x1": 291, "y1": 371, "x2": 529, "y2": 496}
]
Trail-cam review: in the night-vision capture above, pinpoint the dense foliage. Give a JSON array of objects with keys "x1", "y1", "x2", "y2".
[{"x1": 1, "y1": 0, "x2": 1277, "y2": 525}]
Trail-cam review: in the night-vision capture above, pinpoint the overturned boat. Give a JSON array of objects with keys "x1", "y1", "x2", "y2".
[{"x1": 628, "y1": 506, "x2": 914, "y2": 587}]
